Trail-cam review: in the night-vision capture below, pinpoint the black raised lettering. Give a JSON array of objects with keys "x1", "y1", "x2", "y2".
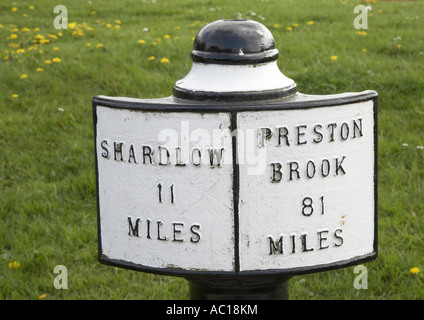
[
  {"x1": 142, "y1": 145, "x2": 153, "y2": 164},
  {"x1": 158, "y1": 146, "x2": 170, "y2": 166},
  {"x1": 271, "y1": 162, "x2": 283, "y2": 182},
  {"x1": 157, "y1": 221, "x2": 167, "y2": 241},
  {"x1": 321, "y1": 159, "x2": 330, "y2": 177},
  {"x1": 146, "y1": 219, "x2": 151, "y2": 239},
  {"x1": 269, "y1": 236, "x2": 283, "y2": 254},
  {"x1": 190, "y1": 224, "x2": 201, "y2": 243},
  {"x1": 128, "y1": 217, "x2": 140, "y2": 237},
  {"x1": 340, "y1": 122, "x2": 349, "y2": 141},
  {"x1": 101, "y1": 140, "x2": 109, "y2": 158},
  {"x1": 259, "y1": 127, "x2": 272, "y2": 147},
  {"x1": 353, "y1": 118, "x2": 363, "y2": 138},
  {"x1": 173, "y1": 223, "x2": 184, "y2": 242},
  {"x1": 334, "y1": 229, "x2": 344, "y2": 247},
  {"x1": 128, "y1": 144, "x2": 137, "y2": 163},
  {"x1": 114, "y1": 142, "x2": 123, "y2": 161},
  {"x1": 317, "y1": 230, "x2": 329, "y2": 250},
  {"x1": 335, "y1": 156, "x2": 347, "y2": 175},
  {"x1": 277, "y1": 126, "x2": 290, "y2": 146},
  {"x1": 296, "y1": 125, "x2": 307, "y2": 145},
  {"x1": 301, "y1": 234, "x2": 314, "y2": 252},
  {"x1": 313, "y1": 124, "x2": 323, "y2": 143},
  {"x1": 289, "y1": 161, "x2": 300, "y2": 180},
  {"x1": 191, "y1": 147, "x2": 201, "y2": 166},
  {"x1": 175, "y1": 146, "x2": 186, "y2": 166},
  {"x1": 208, "y1": 148, "x2": 224, "y2": 168},
  {"x1": 306, "y1": 160, "x2": 316, "y2": 179},
  {"x1": 327, "y1": 123, "x2": 337, "y2": 142}
]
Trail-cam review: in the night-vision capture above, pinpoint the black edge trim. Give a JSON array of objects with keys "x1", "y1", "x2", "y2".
[
  {"x1": 92, "y1": 91, "x2": 378, "y2": 112},
  {"x1": 98, "y1": 251, "x2": 377, "y2": 279},
  {"x1": 173, "y1": 85, "x2": 297, "y2": 102},
  {"x1": 231, "y1": 112, "x2": 240, "y2": 273},
  {"x1": 92, "y1": 101, "x2": 103, "y2": 264},
  {"x1": 373, "y1": 96, "x2": 378, "y2": 258},
  {"x1": 190, "y1": 49, "x2": 279, "y2": 65}
]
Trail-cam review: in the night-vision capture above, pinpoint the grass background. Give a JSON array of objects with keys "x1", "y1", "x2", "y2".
[{"x1": 0, "y1": 0, "x2": 423, "y2": 299}]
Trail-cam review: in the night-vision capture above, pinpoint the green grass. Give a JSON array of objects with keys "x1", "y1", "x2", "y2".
[{"x1": 1, "y1": 0, "x2": 423, "y2": 300}]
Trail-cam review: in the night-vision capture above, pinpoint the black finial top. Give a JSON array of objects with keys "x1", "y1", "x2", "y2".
[{"x1": 191, "y1": 19, "x2": 279, "y2": 65}]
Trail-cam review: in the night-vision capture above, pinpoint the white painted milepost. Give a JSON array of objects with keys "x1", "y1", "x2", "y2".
[
  {"x1": 95, "y1": 109, "x2": 235, "y2": 272},
  {"x1": 237, "y1": 101, "x2": 376, "y2": 272},
  {"x1": 93, "y1": 19, "x2": 377, "y2": 299}
]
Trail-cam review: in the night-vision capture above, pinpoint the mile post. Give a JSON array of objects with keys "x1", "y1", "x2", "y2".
[{"x1": 92, "y1": 19, "x2": 378, "y2": 300}]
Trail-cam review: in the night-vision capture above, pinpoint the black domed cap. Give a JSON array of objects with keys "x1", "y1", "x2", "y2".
[{"x1": 191, "y1": 19, "x2": 279, "y2": 65}]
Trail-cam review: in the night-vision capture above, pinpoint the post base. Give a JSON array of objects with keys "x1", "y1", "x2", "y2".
[{"x1": 187, "y1": 276, "x2": 291, "y2": 300}]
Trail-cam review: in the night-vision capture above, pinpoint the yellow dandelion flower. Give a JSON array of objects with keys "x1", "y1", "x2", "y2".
[
  {"x1": 36, "y1": 68, "x2": 43, "y2": 72},
  {"x1": 86, "y1": 43, "x2": 91, "y2": 47},
  {"x1": 52, "y1": 57, "x2": 61, "y2": 63},
  {"x1": 114, "y1": 25, "x2": 121, "y2": 29},
  {"x1": 53, "y1": 47, "x2": 59, "y2": 51},
  {"x1": 39, "y1": 39, "x2": 49, "y2": 45},
  {"x1": 21, "y1": 27, "x2": 31, "y2": 32},
  {"x1": 273, "y1": 24, "x2": 280, "y2": 28},
  {"x1": 38, "y1": 294, "x2": 47, "y2": 300},
  {"x1": 355, "y1": 31, "x2": 367, "y2": 36},
  {"x1": 68, "y1": 22, "x2": 76, "y2": 29},
  {"x1": 292, "y1": 23, "x2": 298, "y2": 28},
  {"x1": 3, "y1": 56, "x2": 8, "y2": 60},
  {"x1": 9, "y1": 261, "x2": 20, "y2": 268},
  {"x1": 331, "y1": 55, "x2": 338, "y2": 61},
  {"x1": 362, "y1": 48, "x2": 367, "y2": 52},
  {"x1": 163, "y1": 34, "x2": 170, "y2": 39},
  {"x1": 20, "y1": 74, "x2": 28, "y2": 79},
  {"x1": 106, "y1": 23, "x2": 112, "y2": 28},
  {"x1": 44, "y1": 59, "x2": 52, "y2": 64},
  {"x1": 92, "y1": 11, "x2": 96, "y2": 15},
  {"x1": 410, "y1": 267, "x2": 420, "y2": 274},
  {"x1": 138, "y1": 39, "x2": 146, "y2": 44},
  {"x1": 34, "y1": 27, "x2": 40, "y2": 32},
  {"x1": 115, "y1": 20, "x2": 122, "y2": 24},
  {"x1": 188, "y1": 9, "x2": 194, "y2": 14},
  {"x1": 96, "y1": 43, "x2": 103, "y2": 48},
  {"x1": 12, "y1": 7, "x2": 18, "y2": 12},
  {"x1": 12, "y1": 94, "x2": 18, "y2": 98},
  {"x1": 0, "y1": 24, "x2": 3, "y2": 28},
  {"x1": 29, "y1": 6, "x2": 35, "y2": 10},
  {"x1": 58, "y1": 32, "x2": 63, "y2": 36},
  {"x1": 34, "y1": 34, "x2": 45, "y2": 40},
  {"x1": 307, "y1": 21, "x2": 314, "y2": 26},
  {"x1": 10, "y1": 34, "x2": 18, "y2": 39},
  {"x1": 160, "y1": 57, "x2": 169, "y2": 64},
  {"x1": 23, "y1": 13, "x2": 28, "y2": 18},
  {"x1": 148, "y1": 56, "x2": 155, "y2": 61},
  {"x1": 17, "y1": 49, "x2": 25, "y2": 54},
  {"x1": 285, "y1": 27, "x2": 292, "y2": 31},
  {"x1": 175, "y1": 26, "x2": 180, "y2": 30}
]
